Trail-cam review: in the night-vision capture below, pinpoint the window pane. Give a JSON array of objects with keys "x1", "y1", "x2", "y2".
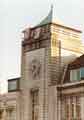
[
  {"x1": 80, "y1": 67, "x2": 84, "y2": 79},
  {"x1": 8, "y1": 80, "x2": 17, "y2": 91},
  {"x1": 77, "y1": 69, "x2": 80, "y2": 81},
  {"x1": 31, "y1": 90, "x2": 39, "y2": 120},
  {"x1": 70, "y1": 69, "x2": 80, "y2": 81}
]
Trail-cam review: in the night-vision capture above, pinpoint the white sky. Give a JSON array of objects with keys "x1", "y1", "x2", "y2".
[{"x1": 0, "y1": 0, "x2": 84, "y2": 93}]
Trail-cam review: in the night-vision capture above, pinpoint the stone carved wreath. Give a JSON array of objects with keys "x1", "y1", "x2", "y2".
[{"x1": 30, "y1": 59, "x2": 41, "y2": 79}]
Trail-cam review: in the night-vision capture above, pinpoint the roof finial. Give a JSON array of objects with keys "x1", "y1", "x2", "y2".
[
  {"x1": 51, "y1": 4, "x2": 53, "y2": 11},
  {"x1": 50, "y1": 4, "x2": 53, "y2": 19},
  {"x1": 36, "y1": 4, "x2": 54, "y2": 27}
]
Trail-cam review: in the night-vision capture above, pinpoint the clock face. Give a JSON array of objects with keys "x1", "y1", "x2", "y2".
[{"x1": 30, "y1": 59, "x2": 41, "y2": 79}]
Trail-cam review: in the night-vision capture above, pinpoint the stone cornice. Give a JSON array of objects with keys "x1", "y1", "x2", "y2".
[{"x1": 57, "y1": 80, "x2": 84, "y2": 90}]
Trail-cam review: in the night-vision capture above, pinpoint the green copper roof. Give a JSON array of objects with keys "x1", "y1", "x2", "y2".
[{"x1": 36, "y1": 5, "x2": 53, "y2": 27}]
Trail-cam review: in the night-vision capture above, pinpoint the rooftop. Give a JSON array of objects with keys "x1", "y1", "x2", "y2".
[{"x1": 35, "y1": 5, "x2": 82, "y2": 33}]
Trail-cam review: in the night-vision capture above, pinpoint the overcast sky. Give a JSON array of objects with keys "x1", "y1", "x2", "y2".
[{"x1": 0, "y1": 0, "x2": 84, "y2": 93}]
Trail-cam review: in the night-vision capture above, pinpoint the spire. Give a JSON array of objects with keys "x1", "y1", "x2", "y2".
[
  {"x1": 51, "y1": 4, "x2": 53, "y2": 11},
  {"x1": 36, "y1": 5, "x2": 53, "y2": 27}
]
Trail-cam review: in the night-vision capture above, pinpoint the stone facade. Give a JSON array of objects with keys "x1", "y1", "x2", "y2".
[
  {"x1": 20, "y1": 21, "x2": 84, "y2": 120},
  {"x1": 0, "y1": 8, "x2": 84, "y2": 120},
  {"x1": 0, "y1": 92, "x2": 20, "y2": 120}
]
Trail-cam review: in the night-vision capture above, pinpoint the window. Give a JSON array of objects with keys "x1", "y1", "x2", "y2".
[
  {"x1": 64, "y1": 97, "x2": 70, "y2": 119},
  {"x1": 80, "y1": 67, "x2": 84, "y2": 79},
  {"x1": 70, "y1": 67, "x2": 84, "y2": 81},
  {"x1": 62, "y1": 96, "x2": 81, "y2": 120},
  {"x1": 31, "y1": 90, "x2": 39, "y2": 120},
  {"x1": 0, "y1": 110, "x2": 3, "y2": 119},
  {"x1": 70, "y1": 69, "x2": 80, "y2": 81},
  {"x1": 7, "y1": 108, "x2": 16, "y2": 120},
  {"x1": 66, "y1": 104, "x2": 69, "y2": 119},
  {"x1": 70, "y1": 97, "x2": 76, "y2": 120},
  {"x1": 76, "y1": 96, "x2": 81, "y2": 119},
  {"x1": 8, "y1": 80, "x2": 19, "y2": 92}
]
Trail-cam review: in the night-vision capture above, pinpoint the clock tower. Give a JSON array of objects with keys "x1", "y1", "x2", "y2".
[{"x1": 20, "y1": 6, "x2": 84, "y2": 120}]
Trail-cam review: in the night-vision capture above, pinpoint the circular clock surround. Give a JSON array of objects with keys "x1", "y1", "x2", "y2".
[{"x1": 30, "y1": 59, "x2": 41, "y2": 79}]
